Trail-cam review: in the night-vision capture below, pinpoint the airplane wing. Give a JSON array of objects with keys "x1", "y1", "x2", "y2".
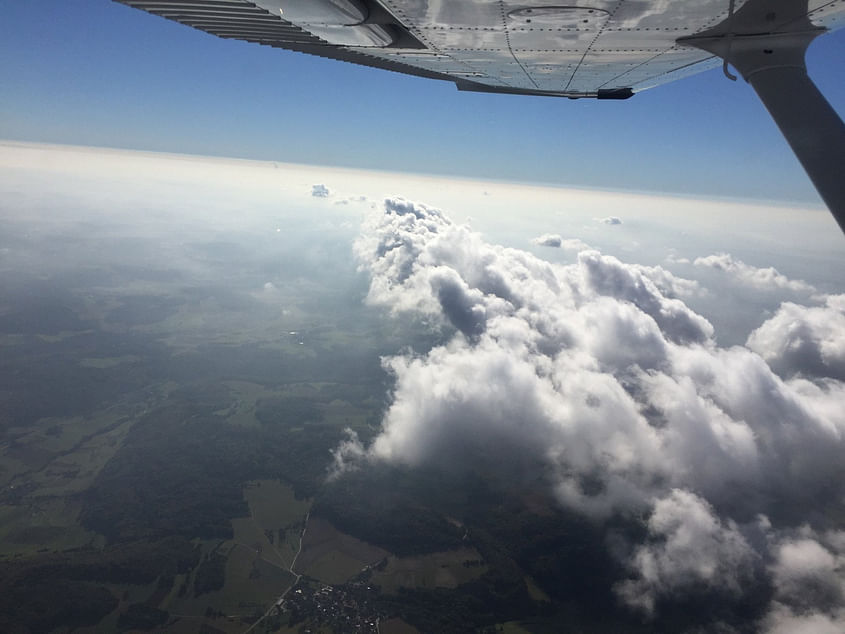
[
  {"x1": 114, "y1": 0, "x2": 843, "y2": 98},
  {"x1": 114, "y1": 0, "x2": 845, "y2": 230}
]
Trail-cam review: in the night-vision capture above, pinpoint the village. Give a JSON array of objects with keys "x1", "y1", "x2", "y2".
[{"x1": 279, "y1": 579, "x2": 383, "y2": 633}]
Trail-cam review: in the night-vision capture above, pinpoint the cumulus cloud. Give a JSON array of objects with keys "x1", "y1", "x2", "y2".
[
  {"x1": 694, "y1": 253, "x2": 815, "y2": 293},
  {"x1": 532, "y1": 233, "x2": 562, "y2": 247},
  {"x1": 311, "y1": 183, "x2": 330, "y2": 197},
  {"x1": 577, "y1": 250, "x2": 709, "y2": 343},
  {"x1": 747, "y1": 295, "x2": 845, "y2": 380},
  {"x1": 665, "y1": 254, "x2": 691, "y2": 265},
  {"x1": 561, "y1": 238, "x2": 591, "y2": 251},
  {"x1": 532, "y1": 234, "x2": 592, "y2": 251},
  {"x1": 329, "y1": 429, "x2": 368, "y2": 480},
  {"x1": 616, "y1": 490, "x2": 757, "y2": 614},
  {"x1": 638, "y1": 263, "x2": 703, "y2": 298},
  {"x1": 599, "y1": 216, "x2": 623, "y2": 225},
  {"x1": 336, "y1": 197, "x2": 845, "y2": 621},
  {"x1": 762, "y1": 604, "x2": 845, "y2": 634},
  {"x1": 252, "y1": 281, "x2": 282, "y2": 303},
  {"x1": 335, "y1": 194, "x2": 368, "y2": 206},
  {"x1": 761, "y1": 527, "x2": 845, "y2": 633}
]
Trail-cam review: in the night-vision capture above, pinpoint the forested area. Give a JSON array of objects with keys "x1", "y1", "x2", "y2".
[{"x1": 0, "y1": 537, "x2": 196, "y2": 632}]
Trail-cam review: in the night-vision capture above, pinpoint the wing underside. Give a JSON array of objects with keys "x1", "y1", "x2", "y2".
[{"x1": 115, "y1": 0, "x2": 844, "y2": 98}]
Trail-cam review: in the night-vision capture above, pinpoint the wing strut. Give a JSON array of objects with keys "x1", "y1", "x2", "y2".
[
  {"x1": 740, "y1": 39, "x2": 845, "y2": 234},
  {"x1": 680, "y1": 1, "x2": 845, "y2": 233}
]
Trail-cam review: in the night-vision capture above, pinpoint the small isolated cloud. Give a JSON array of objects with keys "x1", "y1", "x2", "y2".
[
  {"x1": 665, "y1": 254, "x2": 691, "y2": 265},
  {"x1": 253, "y1": 281, "x2": 282, "y2": 304},
  {"x1": 599, "y1": 216, "x2": 623, "y2": 225},
  {"x1": 694, "y1": 253, "x2": 815, "y2": 293},
  {"x1": 335, "y1": 194, "x2": 368, "y2": 206},
  {"x1": 311, "y1": 183, "x2": 330, "y2": 197},
  {"x1": 329, "y1": 428, "x2": 368, "y2": 480},
  {"x1": 532, "y1": 233, "x2": 562, "y2": 247},
  {"x1": 532, "y1": 234, "x2": 592, "y2": 251}
]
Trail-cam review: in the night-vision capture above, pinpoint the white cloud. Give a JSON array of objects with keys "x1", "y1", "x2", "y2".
[
  {"x1": 694, "y1": 253, "x2": 815, "y2": 293},
  {"x1": 532, "y1": 234, "x2": 593, "y2": 251},
  {"x1": 771, "y1": 537, "x2": 842, "y2": 605},
  {"x1": 616, "y1": 490, "x2": 757, "y2": 615},
  {"x1": 561, "y1": 238, "x2": 591, "y2": 251},
  {"x1": 329, "y1": 428, "x2": 368, "y2": 480},
  {"x1": 760, "y1": 528, "x2": 845, "y2": 633},
  {"x1": 576, "y1": 250, "x2": 709, "y2": 342},
  {"x1": 761, "y1": 604, "x2": 845, "y2": 634},
  {"x1": 532, "y1": 233, "x2": 562, "y2": 247},
  {"x1": 337, "y1": 196, "x2": 845, "y2": 620},
  {"x1": 531, "y1": 233, "x2": 592, "y2": 251},
  {"x1": 599, "y1": 216, "x2": 623, "y2": 225},
  {"x1": 311, "y1": 183, "x2": 330, "y2": 197},
  {"x1": 747, "y1": 295, "x2": 845, "y2": 380},
  {"x1": 637, "y1": 263, "x2": 702, "y2": 298},
  {"x1": 335, "y1": 194, "x2": 368, "y2": 206}
]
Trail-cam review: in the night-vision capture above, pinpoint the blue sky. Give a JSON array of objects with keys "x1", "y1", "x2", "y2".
[{"x1": 1, "y1": 1, "x2": 843, "y2": 203}]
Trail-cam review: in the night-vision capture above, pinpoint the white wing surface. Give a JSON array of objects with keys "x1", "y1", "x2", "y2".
[{"x1": 115, "y1": 1, "x2": 844, "y2": 98}]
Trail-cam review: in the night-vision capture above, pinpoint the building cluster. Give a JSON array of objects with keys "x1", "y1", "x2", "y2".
[{"x1": 281, "y1": 580, "x2": 382, "y2": 633}]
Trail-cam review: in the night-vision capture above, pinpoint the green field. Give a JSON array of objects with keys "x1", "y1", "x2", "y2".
[
  {"x1": 369, "y1": 547, "x2": 488, "y2": 593},
  {"x1": 243, "y1": 479, "x2": 311, "y2": 569},
  {"x1": 163, "y1": 541, "x2": 293, "y2": 619},
  {"x1": 0, "y1": 397, "x2": 159, "y2": 557},
  {"x1": 160, "y1": 480, "x2": 311, "y2": 623},
  {"x1": 298, "y1": 516, "x2": 390, "y2": 584},
  {"x1": 244, "y1": 480, "x2": 311, "y2": 529},
  {"x1": 0, "y1": 498, "x2": 98, "y2": 556}
]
